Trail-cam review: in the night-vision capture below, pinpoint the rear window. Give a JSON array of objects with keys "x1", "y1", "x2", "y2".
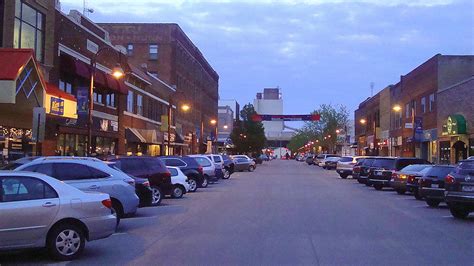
[
  {"x1": 182, "y1": 157, "x2": 200, "y2": 167},
  {"x1": 144, "y1": 158, "x2": 167, "y2": 172},
  {"x1": 455, "y1": 161, "x2": 474, "y2": 174},
  {"x1": 425, "y1": 166, "x2": 454, "y2": 178},
  {"x1": 362, "y1": 158, "x2": 375, "y2": 166},
  {"x1": 339, "y1": 157, "x2": 353, "y2": 162},
  {"x1": 213, "y1": 156, "x2": 222, "y2": 163},
  {"x1": 400, "y1": 164, "x2": 431, "y2": 172},
  {"x1": 194, "y1": 157, "x2": 212, "y2": 167},
  {"x1": 317, "y1": 155, "x2": 324, "y2": 159},
  {"x1": 372, "y1": 159, "x2": 396, "y2": 169},
  {"x1": 167, "y1": 168, "x2": 179, "y2": 176},
  {"x1": 327, "y1": 155, "x2": 339, "y2": 158}
]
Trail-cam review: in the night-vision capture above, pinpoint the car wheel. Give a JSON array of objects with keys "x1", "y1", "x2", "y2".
[
  {"x1": 449, "y1": 206, "x2": 469, "y2": 219},
  {"x1": 357, "y1": 178, "x2": 363, "y2": 184},
  {"x1": 188, "y1": 178, "x2": 198, "y2": 192},
  {"x1": 172, "y1": 185, "x2": 184, "y2": 199},
  {"x1": 201, "y1": 177, "x2": 209, "y2": 188},
  {"x1": 111, "y1": 199, "x2": 123, "y2": 229},
  {"x1": 248, "y1": 165, "x2": 255, "y2": 172},
  {"x1": 374, "y1": 184, "x2": 383, "y2": 190},
  {"x1": 223, "y1": 169, "x2": 231, "y2": 179},
  {"x1": 414, "y1": 189, "x2": 423, "y2": 200},
  {"x1": 396, "y1": 189, "x2": 406, "y2": 195},
  {"x1": 47, "y1": 223, "x2": 85, "y2": 261},
  {"x1": 365, "y1": 181, "x2": 372, "y2": 187},
  {"x1": 339, "y1": 173, "x2": 348, "y2": 179},
  {"x1": 426, "y1": 199, "x2": 440, "y2": 208},
  {"x1": 151, "y1": 186, "x2": 163, "y2": 206}
]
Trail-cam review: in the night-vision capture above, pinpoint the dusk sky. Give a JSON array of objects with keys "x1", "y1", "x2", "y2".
[{"x1": 61, "y1": 0, "x2": 473, "y2": 123}]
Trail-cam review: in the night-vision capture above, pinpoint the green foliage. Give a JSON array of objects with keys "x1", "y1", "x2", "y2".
[{"x1": 230, "y1": 103, "x2": 267, "y2": 154}]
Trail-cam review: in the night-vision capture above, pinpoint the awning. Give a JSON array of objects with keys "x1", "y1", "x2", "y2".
[
  {"x1": 125, "y1": 128, "x2": 160, "y2": 144},
  {"x1": 44, "y1": 83, "x2": 77, "y2": 119},
  {"x1": 45, "y1": 82, "x2": 76, "y2": 101}
]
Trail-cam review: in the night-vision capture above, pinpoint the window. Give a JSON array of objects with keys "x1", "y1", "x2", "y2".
[
  {"x1": 1, "y1": 176, "x2": 57, "y2": 202},
  {"x1": 421, "y1": 97, "x2": 426, "y2": 113},
  {"x1": 194, "y1": 157, "x2": 212, "y2": 167},
  {"x1": 14, "y1": 0, "x2": 45, "y2": 62},
  {"x1": 137, "y1": 94, "x2": 143, "y2": 115},
  {"x1": 164, "y1": 158, "x2": 186, "y2": 167},
  {"x1": 93, "y1": 92, "x2": 103, "y2": 104},
  {"x1": 127, "y1": 90, "x2": 134, "y2": 112},
  {"x1": 106, "y1": 93, "x2": 116, "y2": 107},
  {"x1": 405, "y1": 103, "x2": 410, "y2": 118},
  {"x1": 429, "y1": 93, "x2": 435, "y2": 112},
  {"x1": 53, "y1": 163, "x2": 95, "y2": 180},
  {"x1": 168, "y1": 168, "x2": 178, "y2": 176},
  {"x1": 149, "y1": 44, "x2": 158, "y2": 60},
  {"x1": 127, "y1": 43, "x2": 133, "y2": 56}
]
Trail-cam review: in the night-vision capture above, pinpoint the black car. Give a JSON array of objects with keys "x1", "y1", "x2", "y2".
[
  {"x1": 305, "y1": 155, "x2": 315, "y2": 165},
  {"x1": 221, "y1": 155, "x2": 235, "y2": 179},
  {"x1": 107, "y1": 156, "x2": 173, "y2": 206},
  {"x1": 159, "y1": 156, "x2": 207, "y2": 191},
  {"x1": 324, "y1": 157, "x2": 342, "y2": 170},
  {"x1": 368, "y1": 157, "x2": 430, "y2": 190},
  {"x1": 390, "y1": 164, "x2": 432, "y2": 195},
  {"x1": 354, "y1": 157, "x2": 377, "y2": 184},
  {"x1": 134, "y1": 176, "x2": 153, "y2": 207},
  {"x1": 418, "y1": 165, "x2": 456, "y2": 207},
  {"x1": 444, "y1": 160, "x2": 474, "y2": 219}
]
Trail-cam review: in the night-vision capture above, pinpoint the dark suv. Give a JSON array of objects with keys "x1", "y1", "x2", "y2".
[
  {"x1": 159, "y1": 156, "x2": 207, "y2": 192},
  {"x1": 418, "y1": 165, "x2": 455, "y2": 207},
  {"x1": 444, "y1": 160, "x2": 474, "y2": 219},
  {"x1": 368, "y1": 157, "x2": 430, "y2": 190},
  {"x1": 107, "y1": 156, "x2": 173, "y2": 206},
  {"x1": 354, "y1": 157, "x2": 376, "y2": 184}
]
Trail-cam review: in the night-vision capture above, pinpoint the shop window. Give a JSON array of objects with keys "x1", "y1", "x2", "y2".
[
  {"x1": 127, "y1": 90, "x2": 134, "y2": 112},
  {"x1": 149, "y1": 44, "x2": 158, "y2": 60},
  {"x1": 137, "y1": 94, "x2": 143, "y2": 115},
  {"x1": 56, "y1": 134, "x2": 86, "y2": 156},
  {"x1": 421, "y1": 97, "x2": 426, "y2": 113},
  {"x1": 95, "y1": 137, "x2": 116, "y2": 156},
  {"x1": 439, "y1": 141, "x2": 451, "y2": 165},
  {"x1": 429, "y1": 93, "x2": 435, "y2": 112},
  {"x1": 14, "y1": 0, "x2": 45, "y2": 62},
  {"x1": 469, "y1": 139, "x2": 474, "y2": 158},
  {"x1": 127, "y1": 43, "x2": 133, "y2": 56},
  {"x1": 106, "y1": 93, "x2": 115, "y2": 107}
]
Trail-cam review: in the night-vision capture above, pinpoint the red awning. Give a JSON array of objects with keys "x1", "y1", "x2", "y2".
[
  {"x1": 0, "y1": 48, "x2": 35, "y2": 80},
  {"x1": 45, "y1": 82, "x2": 76, "y2": 101}
]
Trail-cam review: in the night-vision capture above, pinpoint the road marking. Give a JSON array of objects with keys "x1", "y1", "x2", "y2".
[
  {"x1": 441, "y1": 215, "x2": 453, "y2": 218},
  {"x1": 112, "y1": 232, "x2": 128, "y2": 236}
]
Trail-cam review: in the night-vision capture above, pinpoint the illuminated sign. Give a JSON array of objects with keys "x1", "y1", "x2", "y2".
[
  {"x1": 442, "y1": 114, "x2": 467, "y2": 136},
  {"x1": 50, "y1": 97, "x2": 64, "y2": 116}
]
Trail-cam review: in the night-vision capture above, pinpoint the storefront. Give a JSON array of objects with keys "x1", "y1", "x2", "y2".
[
  {"x1": 125, "y1": 128, "x2": 162, "y2": 156},
  {"x1": 438, "y1": 114, "x2": 470, "y2": 164}
]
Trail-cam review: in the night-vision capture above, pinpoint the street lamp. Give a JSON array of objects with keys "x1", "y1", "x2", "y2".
[
  {"x1": 88, "y1": 47, "x2": 125, "y2": 156},
  {"x1": 360, "y1": 118, "x2": 367, "y2": 125},
  {"x1": 392, "y1": 103, "x2": 416, "y2": 157},
  {"x1": 223, "y1": 125, "x2": 228, "y2": 129},
  {"x1": 167, "y1": 93, "x2": 190, "y2": 156},
  {"x1": 210, "y1": 119, "x2": 217, "y2": 153}
]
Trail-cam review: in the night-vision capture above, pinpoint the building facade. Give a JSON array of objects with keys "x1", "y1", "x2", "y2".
[
  {"x1": 99, "y1": 23, "x2": 219, "y2": 154},
  {"x1": 217, "y1": 105, "x2": 233, "y2": 148}
]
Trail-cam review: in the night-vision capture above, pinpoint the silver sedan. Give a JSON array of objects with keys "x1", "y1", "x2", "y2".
[{"x1": 0, "y1": 171, "x2": 116, "y2": 261}]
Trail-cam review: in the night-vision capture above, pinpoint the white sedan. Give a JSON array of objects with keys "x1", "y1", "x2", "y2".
[
  {"x1": 167, "y1": 166, "x2": 191, "y2": 198},
  {"x1": 0, "y1": 171, "x2": 116, "y2": 261}
]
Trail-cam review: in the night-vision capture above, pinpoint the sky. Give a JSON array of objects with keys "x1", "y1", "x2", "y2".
[{"x1": 60, "y1": 0, "x2": 473, "y2": 125}]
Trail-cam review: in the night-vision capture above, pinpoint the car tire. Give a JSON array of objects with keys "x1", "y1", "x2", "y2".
[
  {"x1": 248, "y1": 165, "x2": 256, "y2": 172},
  {"x1": 374, "y1": 184, "x2": 383, "y2": 190},
  {"x1": 201, "y1": 177, "x2": 209, "y2": 188},
  {"x1": 365, "y1": 181, "x2": 372, "y2": 187},
  {"x1": 111, "y1": 199, "x2": 123, "y2": 229},
  {"x1": 396, "y1": 189, "x2": 406, "y2": 195},
  {"x1": 426, "y1": 199, "x2": 440, "y2": 208},
  {"x1": 357, "y1": 178, "x2": 363, "y2": 184},
  {"x1": 339, "y1": 173, "x2": 348, "y2": 179},
  {"x1": 150, "y1": 186, "x2": 163, "y2": 206},
  {"x1": 172, "y1": 185, "x2": 185, "y2": 199},
  {"x1": 414, "y1": 189, "x2": 423, "y2": 200},
  {"x1": 449, "y1": 206, "x2": 469, "y2": 219},
  {"x1": 188, "y1": 178, "x2": 198, "y2": 192},
  {"x1": 223, "y1": 169, "x2": 231, "y2": 179},
  {"x1": 47, "y1": 223, "x2": 85, "y2": 261}
]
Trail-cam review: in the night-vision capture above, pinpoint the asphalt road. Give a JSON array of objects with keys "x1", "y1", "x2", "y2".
[{"x1": 1, "y1": 160, "x2": 473, "y2": 265}]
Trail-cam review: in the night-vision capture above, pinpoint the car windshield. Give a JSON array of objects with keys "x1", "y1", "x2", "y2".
[
  {"x1": 213, "y1": 156, "x2": 222, "y2": 163},
  {"x1": 372, "y1": 159, "x2": 396, "y2": 169},
  {"x1": 400, "y1": 164, "x2": 431, "y2": 172}
]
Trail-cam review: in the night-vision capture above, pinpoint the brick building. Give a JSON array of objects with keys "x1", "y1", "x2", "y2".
[
  {"x1": 354, "y1": 93, "x2": 380, "y2": 156},
  {"x1": 99, "y1": 23, "x2": 219, "y2": 154}
]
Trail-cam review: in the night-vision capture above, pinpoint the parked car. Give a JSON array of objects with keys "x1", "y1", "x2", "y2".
[
  {"x1": 159, "y1": 156, "x2": 207, "y2": 192},
  {"x1": 418, "y1": 165, "x2": 456, "y2": 207},
  {"x1": 406, "y1": 165, "x2": 435, "y2": 199},
  {"x1": 16, "y1": 157, "x2": 139, "y2": 225},
  {"x1": 444, "y1": 159, "x2": 474, "y2": 219},
  {"x1": 0, "y1": 156, "x2": 39, "y2": 170},
  {"x1": 234, "y1": 157, "x2": 256, "y2": 172},
  {"x1": 166, "y1": 166, "x2": 190, "y2": 198},
  {"x1": 233, "y1": 155, "x2": 257, "y2": 168},
  {"x1": 188, "y1": 155, "x2": 216, "y2": 183},
  {"x1": 390, "y1": 164, "x2": 433, "y2": 195},
  {"x1": 324, "y1": 157, "x2": 342, "y2": 170},
  {"x1": 305, "y1": 154, "x2": 315, "y2": 165},
  {"x1": 259, "y1": 154, "x2": 270, "y2": 161},
  {"x1": 368, "y1": 157, "x2": 430, "y2": 190},
  {"x1": 205, "y1": 154, "x2": 225, "y2": 181},
  {"x1": 0, "y1": 171, "x2": 116, "y2": 261},
  {"x1": 105, "y1": 156, "x2": 173, "y2": 206},
  {"x1": 354, "y1": 157, "x2": 377, "y2": 184},
  {"x1": 221, "y1": 155, "x2": 235, "y2": 179},
  {"x1": 336, "y1": 156, "x2": 366, "y2": 179},
  {"x1": 315, "y1": 154, "x2": 339, "y2": 167}
]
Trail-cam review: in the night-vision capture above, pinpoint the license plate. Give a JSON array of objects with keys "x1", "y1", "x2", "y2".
[
  {"x1": 376, "y1": 171, "x2": 383, "y2": 176},
  {"x1": 462, "y1": 185, "x2": 474, "y2": 192},
  {"x1": 431, "y1": 184, "x2": 439, "y2": 188}
]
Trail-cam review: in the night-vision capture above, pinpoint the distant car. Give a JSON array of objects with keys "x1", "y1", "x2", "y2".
[
  {"x1": 406, "y1": 165, "x2": 435, "y2": 199},
  {"x1": 221, "y1": 155, "x2": 235, "y2": 179},
  {"x1": 390, "y1": 164, "x2": 433, "y2": 195},
  {"x1": 444, "y1": 160, "x2": 474, "y2": 219},
  {"x1": 324, "y1": 157, "x2": 342, "y2": 170},
  {"x1": 234, "y1": 157, "x2": 256, "y2": 172},
  {"x1": 16, "y1": 157, "x2": 139, "y2": 225},
  {"x1": 188, "y1": 155, "x2": 216, "y2": 183},
  {"x1": 259, "y1": 154, "x2": 270, "y2": 161},
  {"x1": 105, "y1": 156, "x2": 173, "y2": 206},
  {"x1": 159, "y1": 156, "x2": 207, "y2": 191},
  {"x1": 354, "y1": 157, "x2": 377, "y2": 184},
  {"x1": 336, "y1": 156, "x2": 366, "y2": 179},
  {"x1": 205, "y1": 154, "x2": 225, "y2": 181},
  {"x1": 233, "y1": 155, "x2": 257, "y2": 167},
  {"x1": 0, "y1": 171, "x2": 116, "y2": 260},
  {"x1": 0, "y1": 156, "x2": 39, "y2": 170},
  {"x1": 418, "y1": 165, "x2": 456, "y2": 207},
  {"x1": 368, "y1": 157, "x2": 430, "y2": 190},
  {"x1": 166, "y1": 166, "x2": 190, "y2": 198},
  {"x1": 315, "y1": 154, "x2": 339, "y2": 167},
  {"x1": 305, "y1": 155, "x2": 315, "y2": 165}
]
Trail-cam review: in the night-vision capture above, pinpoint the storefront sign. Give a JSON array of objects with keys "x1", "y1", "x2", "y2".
[
  {"x1": 160, "y1": 115, "x2": 168, "y2": 132},
  {"x1": 442, "y1": 114, "x2": 467, "y2": 136},
  {"x1": 93, "y1": 117, "x2": 118, "y2": 132},
  {"x1": 50, "y1": 97, "x2": 64, "y2": 116}
]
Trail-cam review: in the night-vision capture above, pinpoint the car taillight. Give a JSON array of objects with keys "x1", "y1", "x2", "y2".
[
  {"x1": 392, "y1": 172, "x2": 398, "y2": 179},
  {"x1": 198, "y1": 166, "x2": 203, "y2": 174},
  {"x1": 445, "y1": 174, "x2": 455, "y2": 184},
  {"x1": 353, "y1": 166, "x2": 360, "y2": 172},
  {"x1": 407, "y1": 175, "x2": 415, "y2": 183},
  {"x1": 102, "y1": 199, "x2": 112, "y2": 209},
  {"x1": 124, "y1": 179, "x2": 135, "y2": 187},
  {"x1": 143, "y1": 181, "x2": 150, "y2": 187},
  {"x1": 164, "y1": 171, "x2": 171, "y2": 178}
]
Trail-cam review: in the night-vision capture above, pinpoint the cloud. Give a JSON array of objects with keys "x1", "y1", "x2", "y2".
[{"x1": 336, "y1": 33, "x2": 380, "y2": 43}]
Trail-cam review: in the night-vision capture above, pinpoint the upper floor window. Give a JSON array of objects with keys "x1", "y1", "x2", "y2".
[
  {"x1": 106, "y1": 93, "x2": 116, "y2": 108},
  {"x1": 93, "y1": 91, "x2": 103, "y2": 104},
  {"x1": 14, "y1": 0, "x2": 44, "y2": 62},
  {"x1": 127, "y1": 44, "x2": 133, "y2": 56},
  {"x1": 137, "y1": 94, "x2": 143, "y2": 115},
  {"x1": 405, "y1": 103, "x2": 410, "y2": 118},
  {"x1": 420, "y1": 97, "x2": 426, "y2": 113},
  {"x1": 59, "y1": 79, "x2": 73, "y2": 94},
  {"x1": 149, "y1": 44, "x2": 158, "y2": 60},
  {"x1": 127, "y1": 91, "x2": 134, "y2": 112},
  {"x1": 429, "y1": 93, "x2": 435, "y2": 112}
]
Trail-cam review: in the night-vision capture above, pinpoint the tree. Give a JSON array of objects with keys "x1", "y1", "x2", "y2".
[{"x1": 230, "y1": 103, "x2": 266, "y2": 154}]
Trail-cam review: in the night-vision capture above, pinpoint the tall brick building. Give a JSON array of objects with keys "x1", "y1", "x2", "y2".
[{"x1": 99, "y1": 23, "x2": 219, "y2": 153}]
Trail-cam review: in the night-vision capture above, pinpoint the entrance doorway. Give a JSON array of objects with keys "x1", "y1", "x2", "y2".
[{"x1": 452, "y1": 140, "x2": 467, "y2": 163}]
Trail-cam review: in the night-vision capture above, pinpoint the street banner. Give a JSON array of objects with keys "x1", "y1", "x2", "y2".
[{"x1": 160, "y1": 115, "x2": 168, "y2": 132}]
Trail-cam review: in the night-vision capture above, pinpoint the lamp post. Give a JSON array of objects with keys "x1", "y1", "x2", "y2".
[
  {"x1": 393, "y1": 104, "x2": 416, "y2": 157},
  {"x1": 166, "y1": 93, "x2": 190, "y2": 156},
  {"x1": 88, "y1": 47, "x2": 125, "y2": 156},
  {"x1": 210, "y1": 119, "x2": 217, "y2": 153}
]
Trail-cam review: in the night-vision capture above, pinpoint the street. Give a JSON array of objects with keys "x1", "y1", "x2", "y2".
[{"x1": 1, "y1": 160, "x2": 473, "y2": 265}]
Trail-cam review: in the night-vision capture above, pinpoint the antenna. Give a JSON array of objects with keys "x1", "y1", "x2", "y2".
[
  {"x1": 83, "y1": 0, "x2": 94, "y2": 17},
  {"x1": 370, "y1": 82, "x2": 374, "y2": 97}
]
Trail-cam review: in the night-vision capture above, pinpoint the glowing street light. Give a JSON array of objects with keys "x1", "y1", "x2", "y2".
[
  {"x1": 360, "y1": 118, "x2": 367, "y2": 124},
  {"x1": 181, "y1": 104, "x2": 190, "y2": 112},
  {"x1": 392, "y1": 104, "x2": 402, "y2": 112}
]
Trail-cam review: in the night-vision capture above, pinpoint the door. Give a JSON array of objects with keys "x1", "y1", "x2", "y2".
[
  {"x1": 453, "y1": 141, "x2": 467, "y2": 163},
  {"x1": 234, "y1": 158, "x2": 249, "y2": 171},
  {"x1": 0, "y1": 176, "x2": 59, "y2": 248}
]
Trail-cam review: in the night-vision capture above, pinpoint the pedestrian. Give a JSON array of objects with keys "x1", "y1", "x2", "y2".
[{"x1": 285, "y1": 152, "x2": 290, "y2": 160}]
